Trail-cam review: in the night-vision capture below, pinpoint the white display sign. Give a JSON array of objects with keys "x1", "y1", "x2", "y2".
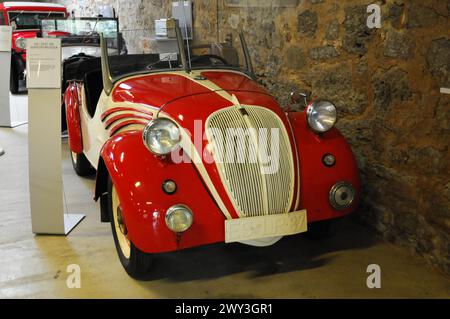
[
  {"x1": 0, "y1": 26, "x2": 12, "y2": 52},
  {"x1": 26, "y1": 38, "x2": 61, "y2": 89}
]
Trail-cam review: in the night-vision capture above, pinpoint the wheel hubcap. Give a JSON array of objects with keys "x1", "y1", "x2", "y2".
[
  {"x1": 112, "y1": 186, "x2": 131, "y2": 259},
  {"x1": 71, "y1": 151, "x2": 77, "y2": 164}
]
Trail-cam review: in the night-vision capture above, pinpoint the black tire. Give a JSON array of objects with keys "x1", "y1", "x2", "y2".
[
  {"x1": 61, "y1": 103, "x2": 68, "y2": 132},
  {"x1": 306, "y1": 218, "x2": 342, "y2": 240},
  {"x1": 10, "y1": 61, "x2": 19, "y2": 94},
  {"x1": 107, "y1": 175, "x2": 153, "y2": 279},
  {"x1": 70, "y1": 150, "x2": 95, "y2": 176}
]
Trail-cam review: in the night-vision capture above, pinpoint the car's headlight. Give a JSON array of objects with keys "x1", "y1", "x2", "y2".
[
  {"x1": 306, "y1": 100, "x2": 337, "y2": 133},
  {"x1": 15, "y1": 38, "x2": 26, "y2": 50},
  {"x1": 165, "y1": 205, "x2": 193, "y2": 233},
  {"x1": 142, "y1": 118, "x2": 181, "y2": 155}
]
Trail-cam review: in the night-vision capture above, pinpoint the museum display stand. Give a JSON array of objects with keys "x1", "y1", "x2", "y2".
[
  {"x1": 27, "y1": 38, "x2": 84, "y2": 235},
  {"x1": 0, "y1": 26, "x2": 27, "y2": 128}
]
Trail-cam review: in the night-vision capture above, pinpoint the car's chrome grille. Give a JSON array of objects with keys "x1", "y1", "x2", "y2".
[{"x1": 206, "y1": 106, "x2": 295, "y2": 217}]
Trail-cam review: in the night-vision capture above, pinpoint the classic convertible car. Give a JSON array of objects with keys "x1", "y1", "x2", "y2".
[{"x1": 62, "y1": 23, "x2": 360, "y2": 278}]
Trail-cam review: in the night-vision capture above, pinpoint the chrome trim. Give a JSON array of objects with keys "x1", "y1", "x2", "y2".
[
  {"x1": 306, "y1": 100, "x2": 337, "y2": 134},
  {"x1": 142, "y1": 118, "x2": 181, "y2": 156},
  {"x1": 329, "y1": 181, "x2": 355, "y2": 210},
  {"x1": 165, "y1": 204, "x2": 193, "y2": 233},
  {"x1": 175, "y1": 25, "x2": 189, "y2": 74},
  {"x1": 100, "y1": 33, "x2": 114, "y2": 96},
  {"x1": 205, "y1": 106, "x2": 295, "y2": 217}
]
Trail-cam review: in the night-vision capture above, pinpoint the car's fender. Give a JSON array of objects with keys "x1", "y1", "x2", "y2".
[
  {"x1": 95, "y1": 130, "x2": 226, "y2": 253},
  {"x1": 64, "y1": 83, "x2": 83, "y2": 153},
  {"x1": 287, "y1": 111, "x2": 361, "y2": 222}
]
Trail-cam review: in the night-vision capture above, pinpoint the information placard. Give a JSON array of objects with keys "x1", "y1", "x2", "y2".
[
  {"x1": 26, "y1": 38, "x2": 61, "y2": 89},
  {"x1": 0, "y1": 26, "x2": 12, "y2": 52}
]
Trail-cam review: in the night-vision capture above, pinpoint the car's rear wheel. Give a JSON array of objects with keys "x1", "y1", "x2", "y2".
[
  {"x1": 108, "y1": 176, "x2": 153, "y2": 279},
  {"x1": 306, "y1": 218, "x2": 342, "y2": 240},
  {"x1": 70, "y1": 150, "x2": 95, "y2": 176}
]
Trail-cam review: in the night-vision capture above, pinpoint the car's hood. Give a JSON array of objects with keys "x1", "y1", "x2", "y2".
[
  {"x1": 111, "y1": 70, "x2": 299, "y2": 219},
  {"x1": 111, "y1": 69, "x2": 291, "y2": 139},
  {"x1": 112, "y1": 70, "x2": 270, "y2": 108}
]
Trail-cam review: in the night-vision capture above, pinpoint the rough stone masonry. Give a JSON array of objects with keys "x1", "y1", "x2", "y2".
[{"x1": 51, "y1": 0, "x2": 449, "y2": 276}]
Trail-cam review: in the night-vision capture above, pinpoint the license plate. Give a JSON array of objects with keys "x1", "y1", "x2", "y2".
[{"x1": 225, "y1": 210, "x2": 307, "y2": 243}]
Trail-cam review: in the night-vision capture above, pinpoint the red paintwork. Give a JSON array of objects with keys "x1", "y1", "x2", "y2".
[
  {"x1": 201, "y1": 71, "x2": 269, "y2": 94},
  {"x1": 65, "y1": 69, "x2": 360, "y2": 254},
  {"x1": 112, "y1": 74, "x2": 214, "y2": 107},
  {"x1": 104, "y1": 113, "x2": 153, "y2": 129},
  {"x1": 101, "y1": 131, "x2": 226, "y2": 253},
  {"x1": 64, "y1": 83, "x2": 83, "y2": 154},
  {"x1": 288, "y1": 111, "x2": 360, "y2": 222},
  {"x1": 111, "y1": 72, "x2": 304, "y2": 220}
]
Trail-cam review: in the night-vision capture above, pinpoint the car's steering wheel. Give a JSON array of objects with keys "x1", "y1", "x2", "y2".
[{"x1": 190, "y1": 54, "x2": 229, "y2": 66}]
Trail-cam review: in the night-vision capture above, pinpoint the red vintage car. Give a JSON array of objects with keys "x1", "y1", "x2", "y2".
[
  {"x1": 0, "y1": 1, "x2": 67, "y2": 93},
  {"x1": 62, "y1": 23, "x2": 360, "y2": 279}
]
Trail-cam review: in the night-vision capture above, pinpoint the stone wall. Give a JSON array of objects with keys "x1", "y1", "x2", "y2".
[{"x1": 52, "y1": 0, "x2": 449, "y2": 275}]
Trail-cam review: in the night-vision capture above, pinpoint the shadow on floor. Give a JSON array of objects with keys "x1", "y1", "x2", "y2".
[{"x1": 137, "y1": 216, "x2": 379, "y2": 282}]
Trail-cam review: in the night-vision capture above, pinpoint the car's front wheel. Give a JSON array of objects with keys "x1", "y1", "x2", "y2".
[
  {"x1": 108, "y1": 176, "x2": 153, "y2": 279},
  {"x1": 70, "y1": 151, "x2": 95, "y2": 176}
]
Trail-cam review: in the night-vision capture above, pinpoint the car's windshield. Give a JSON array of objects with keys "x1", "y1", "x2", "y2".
[
  {"x1": 8, "y1": 11, "x2": 65, "y2": 30},
  {"x1": 41, "y1": 17, "x2": 252, "y2": 82},
  {"x1": 41, "y1": 18, "x2": 118, "y2": 48},
  {"x1": 105, "y1": 20, "x2": 252, "y2": 81},
  {"x1": 40, "y1": 18, "x2": 120, "y2": 60}
]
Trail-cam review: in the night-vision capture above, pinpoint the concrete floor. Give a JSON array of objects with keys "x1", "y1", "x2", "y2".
[{"x1": 0, "y1": 124, "x2": 449, "y2": 298}]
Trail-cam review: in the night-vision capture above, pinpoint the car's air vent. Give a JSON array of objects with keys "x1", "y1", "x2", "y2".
[{"x1": 205, "y1": 106, "x2": 295, "y2": 217}]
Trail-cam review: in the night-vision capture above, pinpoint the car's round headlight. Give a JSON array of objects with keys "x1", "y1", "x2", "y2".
[
  {"x1": 142, "y1": 118, "x2": 181, "y2": 155},
  {"x1": 16, "y1": 38, "x2": 27, "y2": 50},
  {"x1": 15, "y1": 38, "x2": 26, "y2": 50},
  {"x1": 165, "y1": 205, "x2": 193, "y2": 233},
  {"x1": 306, "y1": 100, "x2": 337, "y2": 133}
]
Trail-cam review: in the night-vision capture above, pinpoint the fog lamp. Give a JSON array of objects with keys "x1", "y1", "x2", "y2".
[
  {"x1": 165, "y1": 205, "x2": 193, "y2": 233},
  {"x1": 329, "y1": 182, "x2": 355, "y2": 210}
]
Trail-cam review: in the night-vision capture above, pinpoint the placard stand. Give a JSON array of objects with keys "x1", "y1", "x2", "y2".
[
  {"x1": 0, "y1": 26, "x2": 27, "y2": 128},
  {"x1": 27, "y1": 38, "x2": 84, "y2": 235}
]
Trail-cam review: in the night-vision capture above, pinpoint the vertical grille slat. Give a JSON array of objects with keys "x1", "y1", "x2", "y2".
[{"x1": 206, "y1": 106, "x2": 295, "y2": 218}]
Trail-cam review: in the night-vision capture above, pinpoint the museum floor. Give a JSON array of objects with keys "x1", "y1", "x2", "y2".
[{"x1": 0, "y1": 125, "x2": 449, "y2": 298}]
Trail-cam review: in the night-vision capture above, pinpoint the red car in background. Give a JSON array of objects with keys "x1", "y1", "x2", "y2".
[{"x1": 0, "y1": 1, "x2": 67, "y2": 93}]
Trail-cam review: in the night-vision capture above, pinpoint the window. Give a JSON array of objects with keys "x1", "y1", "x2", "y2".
[{"x1": 8, "y1": 12, "x2": 65, "y2": 30}]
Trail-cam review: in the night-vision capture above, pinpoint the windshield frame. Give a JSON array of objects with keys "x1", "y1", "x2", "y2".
[{"x1": 103, "y1": 25, "x2": 255, "y2": 86}]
